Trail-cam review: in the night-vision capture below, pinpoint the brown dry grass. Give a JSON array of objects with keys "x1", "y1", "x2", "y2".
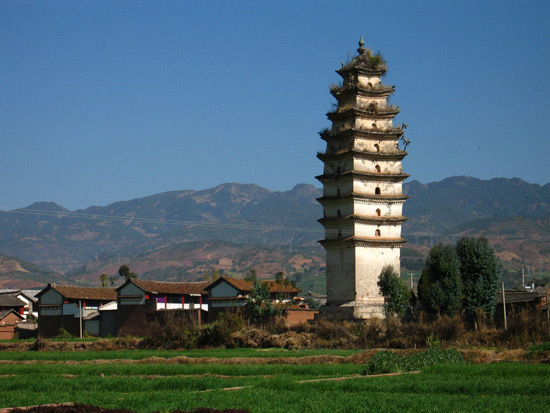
[{"x1": 0, "y1": 349, "x2": 546, "y2": 366}]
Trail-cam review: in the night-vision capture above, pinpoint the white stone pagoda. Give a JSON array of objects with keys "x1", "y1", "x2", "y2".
[{"x1": 317, "y1": 38, "x2": 409, "y2": 319}]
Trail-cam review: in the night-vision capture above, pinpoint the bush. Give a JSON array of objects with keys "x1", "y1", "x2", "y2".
[
  {"x1": 313, "y1": 319, "x2": 355, "y2": 348},
  {"x1": 363, "y1": 345, "x2": 465, "y2": 375},
  {"x1": 363, "y1": 351, "x2": 402, "y2": 374},
  {"x1": 55, "y1": 328, "x2": 74, "y2": 339},
  {"x1": 141, "y1": 311, "x2": 200, "y2": 349},
  {"x1": 199, "y1": 312, "x2": 244, "y2": 348}
]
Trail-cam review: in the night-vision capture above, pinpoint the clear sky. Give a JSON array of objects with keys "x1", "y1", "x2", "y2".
[{"x1": 1, "y1": 1, "x2": 548, "y2": 211}]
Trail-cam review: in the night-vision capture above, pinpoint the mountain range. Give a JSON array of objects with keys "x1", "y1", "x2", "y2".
[{"x1": 0, "y1": 176, "x2": 549, "y2": 288}]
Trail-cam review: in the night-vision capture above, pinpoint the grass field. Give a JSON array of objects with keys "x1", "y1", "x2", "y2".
[{"x1": 0, "y1": 349, "x2": 548, "y2": 412}]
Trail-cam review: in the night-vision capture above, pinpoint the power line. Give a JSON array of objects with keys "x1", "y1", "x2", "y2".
[{"x1": 2, "y1": 207, "x2": 325, "y2": 234}]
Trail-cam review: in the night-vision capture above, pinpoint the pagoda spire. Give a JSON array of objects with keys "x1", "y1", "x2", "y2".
[{"x1": 357, "y1": 35, "x2": 366, "y2": 54}]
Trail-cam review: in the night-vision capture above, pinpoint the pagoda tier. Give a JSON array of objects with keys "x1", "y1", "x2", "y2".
[
  {"x1": 327, "y1": 106, "x2": 400, "y2": 121},
  {"x1": 330, "y1": 84, "x2": 395, "y2": 99},
  {"x1": 319, "y1": 236, "x2": 407, "y2": 249},
  {"x1": 317, "y1": 193, "x2": 408, "y2": 204},
  {"x1": 320, "y1": 128, "x2": 404, "y2": 141},
  {"x1": 317, "y1": 38, "x2": 409, "y2": 320},
  {"x1": 317, "y1": 150, "x2": 407, "y2": 162},
  {"x1": 316, "y1": 171, "x2": 409, "y2": 182},
  {"x1": 319, "y1": 215, "x2": 408, "y2": 225}
]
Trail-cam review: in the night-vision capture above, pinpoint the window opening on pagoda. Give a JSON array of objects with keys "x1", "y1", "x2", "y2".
[
  {"x1": 372, "y1": 123, "x2": 378, "y2": 129},
  {"x1": 367, "y1": 82, "x2": 372, "y2": 88},
  {"x1": 376, "y1": 208, "x2": 381, "y2": 217},
  {"x1": 374, "y1": 143, "x2": 380, "y2": 152},
  {"x1": 338, "y1": 230, "x2": 342, "y2": 238},
  {"x1": 337, "y1": 188, "x2": 341, "y2": 196},
  {"x1": 375, "y1": 229, "x2": 381, "y2": 237},
  {"x1": 336, "y1": 166, "x2": 341, "y2": 174},
  {"x1": 375, "y1": 165, "x2": 381, "y2": 173},
  {"x1": 375, "y1": 187, "x2": 381, "y2": 195},
  {"x1": 337, "y1": 209, "x2": 341, "y2": 217}
]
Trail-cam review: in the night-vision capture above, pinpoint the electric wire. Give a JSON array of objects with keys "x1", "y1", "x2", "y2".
[{"x1": 2, "y1": 207, "x2": 326, "y2": 234}]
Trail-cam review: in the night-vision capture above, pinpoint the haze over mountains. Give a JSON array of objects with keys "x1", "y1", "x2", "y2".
[{"x1": 0, "y1": 176, "x2": 549, "y2": 288}]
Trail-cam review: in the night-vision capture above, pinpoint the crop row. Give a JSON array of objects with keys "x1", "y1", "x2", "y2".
[
  {"x1": 0, "y1": 363, "x2": 549, "y2": 412},
  {"x1": 0, "y1": 348, "x2": 360, "y2": 361}
]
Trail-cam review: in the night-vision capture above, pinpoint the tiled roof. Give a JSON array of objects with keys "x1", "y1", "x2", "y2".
[
  {"x1": 221, "y1": 277, "x2": 301, "y2": 294},
  {"x1": 496, "y1": 291, "x2": 545, "y2": 304},
  {"x1": 51, "y1": 285, "x2": 117, "y2": 301},
  {"x1": 130, "y1": 279, "x2": 209, "y2": 295},
  {"x1": 0, "y1": 295, "x2": 25, "y2": 307},
  {"x1": 0, "y1": 309, "x2": 24, "y2": 321}
]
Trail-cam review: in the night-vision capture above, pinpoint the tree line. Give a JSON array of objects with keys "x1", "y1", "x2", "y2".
[{"x1": 379, "y1": 237, "x2": 501, "y2": 324}]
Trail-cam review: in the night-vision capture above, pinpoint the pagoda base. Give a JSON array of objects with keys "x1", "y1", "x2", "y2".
[{"x1": 319, "y1": 301, "x2": 384, "y2": 320}]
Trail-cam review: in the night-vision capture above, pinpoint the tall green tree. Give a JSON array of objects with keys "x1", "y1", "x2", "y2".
[
  {"x1": 456, "y1": 237, "x2": 501, "y2": 321},
  {"x1": 418, "y1": 243, "x2": 462, "y2": 317},
  {"x1": 245, "y1": 278, "x2": 279, "y2": 324},
  {"x1": 244, "y1": 268, "x2": 257, "y2": 282},
  {"x1": 377, "y1": 265, "x2": 410, "y2": 317},
  {"x1": 118, "y1": 265, "x2": 136, "y2": 281}
]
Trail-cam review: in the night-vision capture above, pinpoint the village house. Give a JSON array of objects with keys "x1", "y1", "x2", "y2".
[
  {"x1": 117, "y1": 279, "x2": 209, "y2": 336},
  {"x1": 495, "y1": 287, "x2": 549, "y2": 326},
  {"x1": 0, "y1": 294, "x2": 26, "y2": 316},
  {"x1": 34, "y1": 276, "x2": 314, "y2": 338},
  {"x1": 0, "y1": 310, "x2": 25, "y2": 339},
  {"x1": 36, "y1": 284, "x2": 117, "y2": 338},
  {"x1": 205, "y1": 276, "x2": 306, "y2": 323},
  {"x1": 0, "y1": 289, "x2": 39, "y2": 319}
]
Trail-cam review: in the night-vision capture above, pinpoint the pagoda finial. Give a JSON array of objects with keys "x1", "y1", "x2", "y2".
[{"x1": 357, "y1": 35, "x2": 366, "y2": 54}]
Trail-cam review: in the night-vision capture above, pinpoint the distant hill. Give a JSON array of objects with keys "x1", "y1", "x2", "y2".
[
  {"x1": 0, "y1": 254, "x2": 63, "y2": 289},
  {"x1": 403, "y1": 177, "x2": 550, "y2": 236},
  {"x1": 0, "y1": 176, "x2": 549, "y2": 287},
  {"x1": 65, "y1": 240, "x2": 325, "y2": 286},
  {"x1": 0, "y1": 183, "x2": 323, "y2": 273}
]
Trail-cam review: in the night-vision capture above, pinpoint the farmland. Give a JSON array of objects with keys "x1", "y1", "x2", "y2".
[{"x1": 0, "y1": 349, "x2": 549, "y2": 412}]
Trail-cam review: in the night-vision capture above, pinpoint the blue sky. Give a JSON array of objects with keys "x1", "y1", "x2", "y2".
[{"x1": 1, "y1": 1, "x2": 548, "y2": 210}]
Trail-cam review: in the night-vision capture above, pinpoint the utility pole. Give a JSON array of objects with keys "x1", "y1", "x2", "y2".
[
  {"x1": 521, "y1": 266, "x2": 525, "y2": 291},
  {"x1": 501, "y1": 282, "x2": 507, "y2": 331},
  {"x1": 79, "y1": 299, "x2": 83, "y2": 339}
]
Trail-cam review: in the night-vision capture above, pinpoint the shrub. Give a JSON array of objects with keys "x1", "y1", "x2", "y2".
[
  {"x1": 377, "y1": 265, "x2": 411, "y2": 317},
  {"x1": 363, "y1": 345, "x2": 465, "y2": 375},
  {"x1": 199, "y1": 312, "x2": 244, "y2": 348},
  {"x1": 354, "y1": 318, "x2": 385, "y2": 348},
  {"x1": 313, "y1": 319, "x2": 355, "y2": 348},
  {"x1": 141, "y1": 311, "x2": 200, "y2": 349},
  {"x1": 55, "y1": 328, "x2": 74, "y2": 339},
  {"x1": 363, "y1": 351, "x2": 402, "y2": 374}
]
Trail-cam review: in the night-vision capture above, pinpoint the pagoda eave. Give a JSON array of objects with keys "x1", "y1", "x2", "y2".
[
  {"x1": 316, "y1": 171, "x2": 410, "y2": 183},
  {"x1": 319, "y1": 236, "x2": 407, "y2": 249},
  {"x1": 320, "y1": 128, "x2": 404, "y2": 142},
  {"x1": 336, "y1": 66, "x2": 386, "y2": 77},
  {"x1": 317, "y1": 150, "x2": 407, "y2": 162},
  {"x1": 327, "y1": 107, "x2": 400, "y2": 121},
  {"x1": 331, "y1": 86, "x2": 394, "y2": 100},
  {"x1": 319, "y1": 215, "x2": 408, "y2": 226},
  {"x1": 317, "y1": 194, "x2": 408, "y2": 205}
]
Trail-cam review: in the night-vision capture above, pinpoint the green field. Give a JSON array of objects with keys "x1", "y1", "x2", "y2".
[{"x1": 0, "y1": 350, "x2": 548, "y2": 412}]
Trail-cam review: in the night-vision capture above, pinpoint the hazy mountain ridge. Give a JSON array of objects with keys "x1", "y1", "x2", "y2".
[
  {"x1": 403, "y1": 176, "x2": 550, "y2": 236},
  {"x1": 65, "y1": 240, "x2": 325, "y2": 286},
  {"x1": 0, "y1": 253, "x2": 63, "y2": 289},
  {"x1": 1, "y1": 176, "x2": 549, "y2": 286}
]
